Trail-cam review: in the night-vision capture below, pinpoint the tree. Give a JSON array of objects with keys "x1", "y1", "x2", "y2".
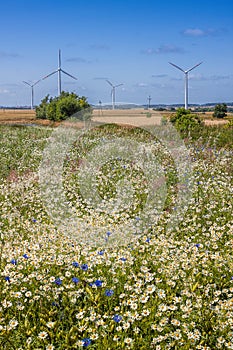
[
  {"x1": 35, "y1": 91, "x2": 90, "y2": 121},
  {"x1": 213, "y1": 103, "x2": 227, "y2": 119}
]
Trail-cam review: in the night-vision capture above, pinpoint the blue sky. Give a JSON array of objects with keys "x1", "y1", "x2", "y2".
[{"x1": 0, "y1": 0, "x2": 232, "y2": 106}]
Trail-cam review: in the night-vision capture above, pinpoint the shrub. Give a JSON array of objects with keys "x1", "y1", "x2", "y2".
[
  {"x1": 170, "y1": 108, "x2": 203, "y2": 133},
  {"x1": 36, "y1": 91, "x2": 90, "y2": 121},
  {"x1": 213, "y1": 103, "x2": 227, "y2": 119}
]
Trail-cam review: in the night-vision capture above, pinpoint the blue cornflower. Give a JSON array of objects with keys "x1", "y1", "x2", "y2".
[
  {"x1": 54, "y1": 278, "x2": 62, "y2": 285},
  {"x1": 81, "y1": 264, "x2": 88, "y2": 271},
  {"x1": 23, "y1": 254, "x2": 29, "y2": 259},
  {"x1": 72, "y1": 262, "x2": 79, "y2": 268},
  {"x1": 106, "y1": 231, "x2": 111, "y2": 237},
  {"x1": 32, "y1": 218, "x2": 37, "y2": 222},
  {"x1": 10, "y1": 259, "x2": 17, "y2": 265},
  {"x1": 5, "y1": 276, "x2": 10, "y2": 282},
  {"x1": 120, "y1": 257, "x2": 127, "y2": 261},
  {"x1": 98, "y1": 250, "x2": 105, "y2": 255},
  {"x1": 231, "y1": 276, "x2": 233, "y2": 280},
  {"x1": 105, "y1": 289, "x2": 114, "y2": 296},
  {"x1": 82, "y1": 338, "x2": 91, "y2": 347},
  {"x1": 146, "y1": 238, "x2": 150, "y2": 243},
  {"x1": 72, "y1": 277, "x2": 79, "y2": 284},
  {"x1": 113, "y1": 314, "x2": 122, "y2": 323},
  {"x1": 195, "y1": 243, "x2": 200, "y2": 248},
  {"x1": 94, "y1": 279, "x2": 102, "y2": 287}
]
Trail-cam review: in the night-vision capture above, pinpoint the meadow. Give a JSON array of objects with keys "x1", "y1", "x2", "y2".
[{"x1": 0, "y1": 112, "x2": 232, "y2": 349}]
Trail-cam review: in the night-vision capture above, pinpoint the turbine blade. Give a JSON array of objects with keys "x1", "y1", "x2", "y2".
[
  {"x1": 61, "y1": 69, "x2": 77, "y2": 80},
  {"x1": 106, "y1": 80, "x2": 113, "y2": 87},
  {"x1": 115, "y1": 83, "x2": 123, "y2": 88},
  {"x1": 58, "y1": 49, "x2": 61, "y2": 69},
  {"x1": 186, "y1": 62, "x2": 203, "y2": 73},
  {"x1": 169, "y1": 62, "x2": 185, "y2": 73},
  {"x1": 32, "y1": 79, "x2": 41, "y2": 86},
  {"x1": 42, "y1": 70, "x2": 58, "y2": 80},
  {"x1": 22, "y1": 81, "x2": 31, "y2": 87}
]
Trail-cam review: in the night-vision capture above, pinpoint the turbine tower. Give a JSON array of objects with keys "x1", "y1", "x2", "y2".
[
  {"x1": 42, "y1": 49, "x2": 77, "y2": 96},
  {"x1": 169, "y1": 61, "x2": 202, "y2": 109},
  {"x1": 106, "y1": 80, "x2": 123, "y2": 110},
  {"x1": 148, "y1": 95, "x2": 152, "y2": 109},
  {"x1": 23, "y1": 79, "x2": 41, "y2": 109}
]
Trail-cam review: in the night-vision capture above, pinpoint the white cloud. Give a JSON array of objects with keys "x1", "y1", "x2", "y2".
[
  {"x1": 182, "y1": 28, "x2": 224, "y2": 37},
  {"x1": 142, "y1": 45, "x2": 185, "y2": 55},
  {"x1": 0, "y1": 88, "x2": 10, "y2": 94}
]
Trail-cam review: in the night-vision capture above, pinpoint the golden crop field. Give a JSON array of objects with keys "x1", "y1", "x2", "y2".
[{"x1": 0, "y1": 108, "x2": 229, "y2": 126}]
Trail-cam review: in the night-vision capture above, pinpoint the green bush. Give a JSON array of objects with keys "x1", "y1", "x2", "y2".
[
  {"x1": 170, "y1": 108, "x2": 203, "y2": 133},
  {"x1": 213, "y1": 103, "x2": 227, "y2": 119},
  {"x1": 36, "y1": 91, "x2": 90, "y2": 121}
]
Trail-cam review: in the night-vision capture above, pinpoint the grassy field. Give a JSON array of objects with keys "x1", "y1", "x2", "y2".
[{"x1": 0, "y1": 115, "x2": 232, "y2": 349}]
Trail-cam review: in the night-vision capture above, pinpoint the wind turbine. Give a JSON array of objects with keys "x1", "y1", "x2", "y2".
[
  {"x1": 23, "y1": 79, "x2": 41, "y2": 109},
  {"x1": 106, "y1": 80, "x2": 123, "y2": 110},
  {"x1": 42, "y1": 49, "x2": 77, "y2": 96},
  {"x1": 169, "y1": 61, "x2": 202, "y2": 109}
]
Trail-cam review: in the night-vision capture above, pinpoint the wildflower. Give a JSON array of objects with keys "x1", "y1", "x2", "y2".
[
  {"x1": 157, "y1": 289, "x2": 166, "y2": 299},
  {"x1": 9, "y1": 319, "x2": 18, "y2": 328},
  {"x1": 124, "y1": 337, "x2": 133, "y2": 345},
  {"x1": 10, "y1": 259, "x2": 17, "y2": 265},
  {"x1": 113, "y1": 314, "x2": 122, "y2": 323},
  {"x1": 23, "y1": 254, "x2": 29, "y2": 259},
  {"x1": 141, "y1": 309, "x2": 150, "y2": 316},
  {"x1": 46, "y1": 321, "x2": 56, "y2": 329},
  {"x1": 105, "y1": 289, "x2": 114, "y2": 296},
  {"x1": 54, "y1": 278, "x2": 62, "y2": 285},
  {"x1": 98, "y1": 250, "x2": 105, "y2": 255},
  {"x1": 172, "y1": 331, "x2": 181, "y2": 340},
  {"x1": 81, "y1": 264, "x2": 88, "y2": 271},
  {"x1": 94, "y1": 279, "x2": 102, "y2": 287},
  {"x1": 123, "y1": 321, "x2": 130, "y2": 330},
  {"x1": 38, "y1": 331, "x2": 48, "y2": 339},
  {"x1": 72, "y1": 277, "x2": 80, "y2": 284},
  {"x1": 90, "y1": 333, "x2": 98, "y2": 340},
  {"x1": 14, "y1": 292, "x2": 22, "y2": 298},
  {"x1": 72, "y1": 261, "x2": 79, "y2": 267},
  {"x1": 5, "y1": 276, "x2": 10, "y2": 282},
  {"x1": 140, "y1": 295, "x2": 149, "y2": 303},
  {"x1": 82, "y1": 338, "x2": 91, "y2": 347},
  {"x1": 46, "y1": 345, "x2": 54, "y2": 350},
  {"x1": 146, "y1": 284, "x2": 156, "y2": 294},
  {"x1": 171, "y1": 319, "x2": 180, "y2": 326}
]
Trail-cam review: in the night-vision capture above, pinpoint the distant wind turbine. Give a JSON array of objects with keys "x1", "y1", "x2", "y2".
[
  {"x1": 42, "y1": 49, "x2": 77, "y2": 96},
  {"x1": 169, "y1": 61, "x2": 202, "y2": 109},
  {"x1": 23, "y1": 79, "x2": 41, "y2": 109},
  {"x1": 106, "y1": 80, "x2": 123, "y2": 110}
]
